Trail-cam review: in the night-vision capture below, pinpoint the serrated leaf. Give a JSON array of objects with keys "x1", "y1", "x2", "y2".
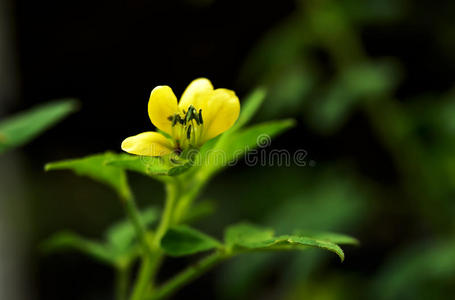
[
  {"x1": 106, "y1": 206, "x2": 159, "y2": 251},
  {"x1": 45, "y1": 152, "x2": 130, "y2": 198},
  {"x1": 224, "y1": 223, "x2": 345, "y2": 261},
  {"x1": 41, "y1": 231, "x2": 116, "y2": 265},
  {"x1": 0, "y1": 99, "x2": 77, "y2": 153},
  {"x1": 161, "y1": 225, "x2": 221, "y2": 256}
]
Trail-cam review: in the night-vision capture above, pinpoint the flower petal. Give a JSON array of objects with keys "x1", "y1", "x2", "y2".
[
  {"x1": 201, "y1": 88, "x2": 240, "y2": 143},
  {"x1": 121, "y1": 132, "x2": 174, "y2": 156},
  {"x1": 178, "y1": 78, "x2": 214, "y2": 112},
  {"x1": 148, "y1": 86, "x2": 178, "y2": 134}
]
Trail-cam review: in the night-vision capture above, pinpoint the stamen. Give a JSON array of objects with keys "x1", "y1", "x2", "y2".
[
  {"x1": 186, "y1": 105, "x2": 195, "y2": 124},
  {"x1": 171, "y1": 115, "x2": 178, "y2": 127},
  {"x1": 198, "y1": 109, "x2": 203, "y2": 124},
  {"x1": 187, "y1": 125, "x2": 192, "y2": 139}
]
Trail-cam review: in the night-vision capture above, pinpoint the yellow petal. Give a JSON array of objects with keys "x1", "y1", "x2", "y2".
[
  {"x1": 178, "y1": 78, "x2": 214, "y2": 112},
  {"x1": 121, "y1": 132, "x2": 174, "y2": 156},
  {"x1": 148, "y1": 86, "x2": 178, "y2": 134},
  {"x1": 201, "y1": 88, "x2": 240, "y2": 143}
]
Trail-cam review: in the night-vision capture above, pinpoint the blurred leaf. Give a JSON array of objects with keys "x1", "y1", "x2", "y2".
[
  {"x1": 342, "y1": 61, "x2": 399, "y2": 98},
  {"x1": 180, "y1": 200, "x2": 216, "y2": 223},
  {"x1": 262, "y1": 66, "x2": 315, "y2": 119},
  {"x1": 106, "y1": 206, "x2": 159, "y2": 252},
  {"x1": 306, "y1": 61, "x2": 399, "y2": 134},
  {"x1": 232, "y1": 88, "x2": 267, "y2": 130},
  {"x1": 45, "y1": 152, "x2": 131, "y2": 199},
  {"x1": 373, "y1": 240, "x2": 455, "y2": 300},
  {"x1": 201, "y1": 119, "x2": 295, "y2": 174},
  {"x1": 0, "y1": 99, "x2": 77, "y2": 153},
  {"x1": 225, "y1": 223, "x2": 346, "y2": 261},
  {"x1": 41, "y1": 231, "x2": 116, "y2": 265},
  {"x1": 161, "y1": 225, "x2": 221, "y2": 256}
]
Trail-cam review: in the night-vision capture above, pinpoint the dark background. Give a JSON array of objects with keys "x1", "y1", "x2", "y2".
[{"x1": 2, "y1": 0, "x2": 455, "y2": 299}]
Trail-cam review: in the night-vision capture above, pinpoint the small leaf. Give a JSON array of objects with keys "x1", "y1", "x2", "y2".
[
  {"x1": 224, "y1": 223, "x2": 346, "y2": 261},
  {"x1": 106, "y1": 206, "x2": 160, "y2": 252},
  {"x1": 0, "y1": 99, "x2": 77, "y2": 153},
  {"x1": 45, "y1": 152, "x2": 130, "y2": 198},
  {"x1": 161, "y1": 225, "x2": 221, "y2": 256},
  {"x1": 41, "y1": 231, "x2": 116, "y2": 265}
]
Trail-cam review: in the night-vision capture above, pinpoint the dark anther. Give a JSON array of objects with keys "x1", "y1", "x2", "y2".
[
  {"x1": 167, "y1": 115, "x2": 173, "y2": 121},
  {"x1": 186, "y1": 105, "x2": 195, "y2": 124},
  {"x1": 198, "y1": 109, "x2": 203, "y2": 124},
  {"x1": 187, "y1": 125, "x2": 192, "y2": 139},
  {"x1": 171, "y1": 115, "x2": 178, "y2": 126}
]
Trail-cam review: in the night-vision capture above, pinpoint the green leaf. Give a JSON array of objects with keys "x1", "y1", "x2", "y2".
[
  {"x1": 201, "y1": 119, "x2": 295, "y2": 173},
  {"x1": 106, "y1": 206, "x2": 159, "y2": 252},
  {"x1": 107, "y1": 154, "x2": 169, "y2": 175},
  {"x1": 106, "y1": 153, "x2": 192, "y2": 178},
  {"x1": 293, "y1": 230, "x2": 359, "y2": 245},
  {"x1": 161, "y1": 225, "x2": 221, "y2": 256},
  {"x1": 45, "y1": 152, "x2": 130, "y2": 199},
  {"x1": 224, "y1": 223, "x2": 345, "y2": 261},
  {"x1": 180, "y1": 200, "x2": 216, "y2": 223},
  {"x1": 225, "y1": 223, "x2": 275, "y2": 248},
  {"x1": 41, "y1": 231, "x2": 116, "y2": 265},
  {"x1": 0, "y1": 99, "x2": 77, "y2": 153},
  {"x1": 233, "y1": 88, "x2": 267, "y2": 130}
]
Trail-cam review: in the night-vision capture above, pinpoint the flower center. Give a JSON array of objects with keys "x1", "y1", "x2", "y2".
[{"x1": 167, "y1": 105, "x2": 204, "y2": 150}]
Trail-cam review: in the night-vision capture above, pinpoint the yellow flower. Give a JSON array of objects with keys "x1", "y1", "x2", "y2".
[{"x1": 121, "y1": 78, "x2": 240, "y2": 156}]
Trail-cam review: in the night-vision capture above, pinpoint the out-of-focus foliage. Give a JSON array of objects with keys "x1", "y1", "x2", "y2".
[
  {"x1": 42, "y1": 206, "x2": 159, "y2": 267},
  {"x1": 223, "y1": 0, "x2": 455, "y2": 299},
  {"x1": 0, "y1": 99, "x2": 77, "y2": 153}
]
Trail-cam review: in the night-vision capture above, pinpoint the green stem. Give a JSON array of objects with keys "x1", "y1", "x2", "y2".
[
  {"x1": 122, "y1": 193, "x2": 153, "y2": 256},
  {"x1": 153, "y1": 182, "x2": 179, "y2": 246},
  {"x1": 129, "y1": 180, "x2": 180, "y2": 300},
  {"x1": 172, "y1": 175, "x2": 207, "y2": 224},
  {"x1": 115, "y1": 265, "x2": 130, "y2": 300},
  {"x1": 148, "y1": 252, "x2": 227, "y2": 300}
]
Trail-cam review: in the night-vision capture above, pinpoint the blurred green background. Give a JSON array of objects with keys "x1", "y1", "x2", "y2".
[{"x1": 1, "y1": 0, "x2": 455, "y2": 299}]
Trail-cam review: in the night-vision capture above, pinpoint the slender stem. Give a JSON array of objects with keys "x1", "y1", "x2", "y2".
[
  {"x1": 153, "y1": 182, "x2": 179, "y2": 246},
  {"x1": 148, "y1": 252, "x2": 227, "y2": 300},
  {"x1": 115, "y1": 265, "x2": 130, "y2": 300},
  {"x1": 129, "y1": 180, "x2": 180, "y2": 300},
  {"x1": 172, "y1": 175, "x2": 206, "y2": 224},
  {"x1": 130, "y1": 256, "x2": 154, "y2": 300},
  {"x1": 122, "y1": 193, "x2": 153, "y2": 256}
]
